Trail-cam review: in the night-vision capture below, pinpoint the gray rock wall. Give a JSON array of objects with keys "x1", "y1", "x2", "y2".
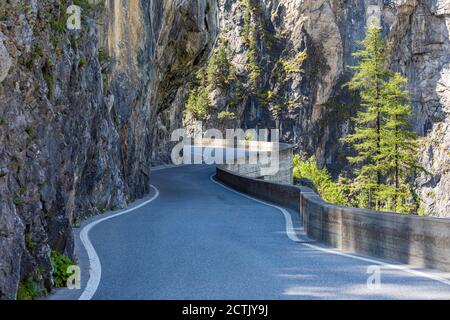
[
  {"x1": 389, "y1": 0, "x2": 450, "y2": 217},
  {"x1": 0, "y1": 0, "x2": 218, "y2": 300}
]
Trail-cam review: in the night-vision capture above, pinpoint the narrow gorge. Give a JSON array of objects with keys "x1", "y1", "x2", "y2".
[{"x1": 0, "y1": 0, "x2": 449, "y2": 300}]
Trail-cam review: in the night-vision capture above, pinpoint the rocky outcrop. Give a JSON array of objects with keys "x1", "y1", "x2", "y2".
[
  {"x1": 0, "y1": 0, "x2": 217, "y2": 300},
  {"x1": 388, "y1": 0, "x2": 450, "y2": 217}
]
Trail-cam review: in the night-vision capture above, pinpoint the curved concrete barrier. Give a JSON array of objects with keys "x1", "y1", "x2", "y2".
[{"x1": 216, "y1": 166, "x2": 450, "y2": 272}]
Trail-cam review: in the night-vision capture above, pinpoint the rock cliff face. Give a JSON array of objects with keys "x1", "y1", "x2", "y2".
[
  {"x1": 389, "y1": 0, "x2": 450, "y2": 217},
  {"x1": 0, "y1": 0, "x2": 217, "y2": 299}
]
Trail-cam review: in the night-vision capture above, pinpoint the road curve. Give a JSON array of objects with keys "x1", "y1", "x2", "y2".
[{"x1": 83, "y1": 165, "x2": 450, "y2": 300}]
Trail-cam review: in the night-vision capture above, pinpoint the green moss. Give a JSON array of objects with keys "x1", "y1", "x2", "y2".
[
  {"x1": 287, "y1": 99, "x2": 299, "y2": 110},
  {"x1": 0, "y1": 117, "x2": 5, "y2": 125},
  {"x1": 272, "y1": 104, "x2": 282, "y2": 116},
  {"x1": 50, "y1": 1, "x2": 69, "y2": 33},
  {"x1": 266, "y1": 90, "x2": 277, "y2": 101},
  {"x1": 257, "y1": 90, "x2": 277, "y2": 105}
]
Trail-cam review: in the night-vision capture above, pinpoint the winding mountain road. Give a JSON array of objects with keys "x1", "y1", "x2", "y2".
[{"x1": 60, "y1": 164, "x2": 450, "y2": 300}]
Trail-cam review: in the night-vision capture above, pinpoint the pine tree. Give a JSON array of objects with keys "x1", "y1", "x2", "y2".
[
  {"x1": 343, "y1": 24, "x2": 390, "y2": 209},
  {"x1": 343, "y1": 24, "x2": 422, "y2": 213},
  {"x1": 207, "y1": 43, "x2": 231, "y2": 89},
  {"x1": 378, "y1": 73, "x2": 421, "y2": 213}
]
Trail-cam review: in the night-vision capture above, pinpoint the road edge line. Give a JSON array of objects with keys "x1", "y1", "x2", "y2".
[{"x1": 78, "y1": 185, "x2": 160, "y2": 300}]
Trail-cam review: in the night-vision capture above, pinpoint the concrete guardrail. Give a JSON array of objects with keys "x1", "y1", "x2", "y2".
[{"x1": 216, "y1": 166, "x2": 450, "y2": 272}]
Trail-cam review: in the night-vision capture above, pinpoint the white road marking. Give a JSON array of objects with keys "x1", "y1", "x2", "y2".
[
  {"x1": 78, "y1": 185, "x2": 160, "y2": 300},
  {"x1": 209, "y1": 174, "x2": 450, "y2": 287}
]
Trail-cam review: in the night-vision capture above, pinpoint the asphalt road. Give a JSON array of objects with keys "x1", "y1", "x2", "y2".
[{"x1": 69, "y1": 164, "x2": 450, "y2": 300}]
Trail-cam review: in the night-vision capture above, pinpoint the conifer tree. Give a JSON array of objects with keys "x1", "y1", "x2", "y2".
[
  {"x1": 379, "y1": 73, "x2": 421, "y2": 213},
  {"x1": 207, "y1": 43, "x2": 231, "y2": 89},
  {"x1": 344, "y1": 24, "x2": 422, "y2": 213},
  {"x1": 343, "y1": 24, "x2": 389, "y2": 209}
]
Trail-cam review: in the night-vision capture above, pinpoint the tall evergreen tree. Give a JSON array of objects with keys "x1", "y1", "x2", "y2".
[
  {"x1": 343, "y1": 24, "x2": 390, "y2": 209},
  {"x1": 207, "y1": 43, "x2": 232, "y2": 89},
  {"x1": 344, "y1": 24, "x2": 422, "y2": 213},
  {"x1": 379, "y1": 73, "x2": 421, "y2": 213}
]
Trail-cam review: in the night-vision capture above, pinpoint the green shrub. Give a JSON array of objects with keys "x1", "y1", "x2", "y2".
[
  {"x1": 98, "y1": 47, "x2": 110, "y2": 66},
  {"x1": 74, "y1": 0, "x2": 93, "y2": 11},
  {"x1": 17, "y1": 277, "x2": 42, "y2": 300},
  {"x1": 25, "y1": 127, "x2": 37, "y2": 140},
  {"x1": 244, "y1": 134, "x2": 254, "y2": 141},
  {"x1": 25, "y1": 237, "x2": 37, "y2": 253},
  {"x1": 31, "y1": 44, "x2": 43, "y2": 61},
  {"x1": 266, "y1": 90, "x2": 277, "y2": 101},
  {"x1": 51, "y1": 18, "x2": 66, "y2": 33},
  {"x1": 96, "y1": 204, "x2": 107, "y2": 214},
  {"x1": 282, "y1": 52, "x2": 307, "y2": 74},
  {"x1": 42, "y1": 60, "x2": 55, "y2": 99},
  {"x1": 207, "y1": 43, "x2": 232, "y2": 88},
  {"x1": 78, "y1": 55, "x2": 87, "y2": 68},
  {"x1": 185, "y1": 87, "x2": 211, "y2": 120},
  {"x1": 13, "y1": 192, "x2": 24, "y2": 207},
  {"x1": 128, "y1": 192, "x2": 136, "y2": 204},
  {"x1": 218, "y1": 111, "x2": 236, "y2": 121},
  {"x1": 51, "y1": 250, "x2": 75, "y2": 288},
  {"x1": 293, "y1": 155, "x2": 349, "y2": 206}
]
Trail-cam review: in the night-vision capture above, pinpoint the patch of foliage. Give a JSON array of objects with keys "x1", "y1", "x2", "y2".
[
  {"x1": 25, "y1": 127, "x2": 37, "y2": 140},
  {"x1": 185, "y1": 86, "x2": 211, "y2": 120},
  {"x1": 51, "y1": 250, "x2": 75, "y2": 288},
  {"x1": 218, "y1": 111, "x2": 236, "y2": 121},
  {"x1": 17, "y1": 277, "x2": 42, "y2": 300},
  {"x1": 281, "y1": 52, "x2": 308, "y2": 74},
  {"x1": 78, "y1": 54, "x2": 87, "y2": 68},
  {"x1": 207, "y1": 43, "x2": 232, "y2": 89},
  {"x1": 293, "y1": 156, "x2": 349, "y2": 206}
]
